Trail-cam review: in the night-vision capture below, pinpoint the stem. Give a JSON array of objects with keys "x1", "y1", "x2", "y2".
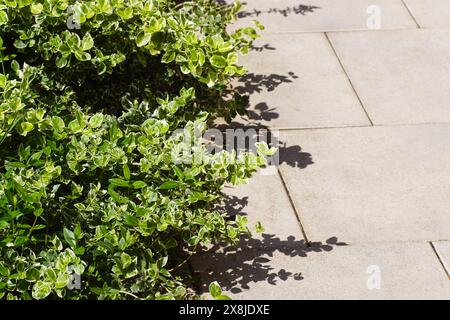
[
  {"x1": 0, "y1": 115, "x2": 23, "y2": 147},
  {"x1": 27, "y1": 215, "x2": 38, "y2": 239},
  {"x1": 174, "y1": 1, "x2": 195, "y2": 10},
  {"x1": 169, "y1": 243, "x2": 198, "y2": 272},
  {"x1": 0, "y1": 54, "x2": 6, "y2": 75},
  {"x1": 118, "y1": 290, "x2": 141, "y2": 299}
]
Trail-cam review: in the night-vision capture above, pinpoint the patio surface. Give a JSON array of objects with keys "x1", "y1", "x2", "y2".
[{"x1": 191, "y1": 0, "x2": 450, "y2": 299}]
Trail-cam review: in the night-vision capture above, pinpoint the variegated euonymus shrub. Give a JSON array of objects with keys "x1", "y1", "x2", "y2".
[{"x1": 0, "y1": 0, "x2": 271, "y2": 299}]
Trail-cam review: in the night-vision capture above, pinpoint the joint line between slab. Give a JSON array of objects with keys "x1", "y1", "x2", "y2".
[
  {"x1": 430, "y1": 242, "x2": 450, "y2": 280},
  {"x1": 277, "y1": 166, "x2": 310, "y2": 244},
  {"x1": 324, "y1": 32, "x2": 374, "y2": 126},
  {"x1": 400, "y1": 0, "x2": 421, "y2": 29}
]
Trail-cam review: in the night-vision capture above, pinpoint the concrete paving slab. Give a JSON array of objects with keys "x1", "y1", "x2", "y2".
[
  {"x1": 219, "y1": 172, "x2": 304, "y2": 241},
  {"x1": 192, "y1": 242, "x2": 450, "y2": 299},
  {"x1": 231, "y1": 33, "x2": 370, "y2": 129},
  {"x1": 404, "y1": 0, "x2": 450, "y2": 28},
  {"x1": 278, "y1": 124, "x2": 450, "y2": 243},
  {"x1": 329, "y1": 29, "x2": 450, "y2": 125},
  {"x1": 227, "y1": 0, "x2": 417, "y2": 33}
]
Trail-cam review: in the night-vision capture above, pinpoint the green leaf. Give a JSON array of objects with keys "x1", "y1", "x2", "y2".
[
  {"x1": 81, "y1": 33, "x2": 94, "y2": 51},
  {"x1": 121, "y1": 252, "x2": 132, "y2": 268},
  {"x1": 209, "y1": 281, "x2": 222, "y2": 298},
  {"x1": 146, "y1": 17, "x2": 163, "y2": 33},
  {"x1": 157, "y1": 222, "x2": 168, "y2": 231},
  {"x1": 30, "y1": 3, "x2": 43, "y2": 14},
  {"x1": 11, "y1": 60, "x2": 19, "y2": 73},
  {"x1": 33, "y1": 208, "x2": 44, "y2": 217},
  {"x1": 0, "y1": 263, "x2": 10, "y2": 277},
  {"x1": 13, "y1": 39, "x2": 27, "y2": 49},
  {"x1": 210, "y1": 55, "x2": 227, "y2": 68},
  {"x1": 158, "y1": 181, "x2": 180, "y2": 190},
  {"x1": 74, "y1": 246, "x2": 85, "y2": 255},
  {"x1": 74, "y1": 51, "x2": 91, "y2": 61},
  {"x1": 256, "y1": 142, "x2": 276, "y2": 156},
  {"x1": 255, "y1": 221, "x2": 265, "y2": 233},
  {"x1": 20, "y1": 122, "x2": 34, "y2": 135},
  {"x1": 68, "y1": 119, "x2": 81, "y2": 132},
  {"x1": 52, "y1": 116, "x2": 65, "y2": 132},
  {"x1": 108, "y1": 186, "x2": 129, "y2": 203},
  {"x1": 96, "y1": 0, "x2": 112, "y2": 13},
  {"x1": 0, "y1": 74, "x2": 6, "y2": 88},
  {"x1": 198, "y1": 49, "x2": 205, "y2": 66},
  {"x1": 132, "y1": 181, "x2": 146, "y2": 189},
  {"x1": 55, "y1": 56, "x2": 68, "y2": 68},
  {"x1": 167, "y1": 16, "x2": 178, "y2": 29},
  {"x1": 46, "y1": 268, "x2": 57, "y2": 282},
  {"x1": 74, "y1": 224, "x2": 82, "y2": 239},
  {"x1": 109, "y1": 178, "x2": 129, "y2": 187},
  {"x1": 0, "y1": 11, "x2": 9, "y2": 24},
  {"x1": 26, "y1": 268, "x2": 40, "y2": 281},
  {"x1": 0, "y1": 221, "x2": 9, "y2": 230},
  {"x1": 117, "y1": 7, "x2": 133, "y2": 20},
  {"x1": 18, "y1": 0, "x2": 32, "y2": 7},
  {"x1": 63, "y1": 228, "x2": 76, "y2": 248},
  {"x1": 32, "y1": 281, "x2": 52, "y2": 300},
  {"x1": 227, "y1": 52, "x2": 238, "y2": 64},
  {"x1": 254, "y1": 20, "x2": 265, "y2": 30},
  {"x1": 173, "y1": 166, "x2": 184, "y2": 180},
  {"x1": 123, "y1": 214, "x2": 139, "y2": 227},
  {"x1": 161, "y1": 50, "x2": 176, "y2": 64},
  {"x1": 136, "y1": 31, "x2": 151, "y2": 47},
  {"x1": 88, "y1": 114, "x2": 103, "y2": 128},
  {"x1": 55, "y1": 273, "x2": 70, "y2": 289},
  {"x1": 123, "y1": 164, "x2": 131, "y2": 180},
  {"x1": 215, "y1": 294, "x2": 232, "y2": 300}
]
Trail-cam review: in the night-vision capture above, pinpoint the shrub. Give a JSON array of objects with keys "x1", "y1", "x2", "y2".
[{"x1": 0, "y1": 0, "x2": 271, "y2": 299}]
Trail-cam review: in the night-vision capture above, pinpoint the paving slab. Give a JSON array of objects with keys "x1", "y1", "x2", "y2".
[
  {"x1": 230, "y1": 33, "x2": 370, "y2": 129},
  {"x1": 227, "y1": 0, "x2": 416, "y2": 33},
  {"x1": 328, "y1": 29, "x2": 450, "y2": 125},
  {"x1": 192, "y1": 242, "x2": 450, "y2": 299},
  {"x1": 219, "y1": 171, "x2": 304, "y2": 240},
  {"x1": 191, "y1": 171, "x2": 312, "y2": 295},
  {"x1": 432, "y1": 241, "x2": 450, "y2": 279},
  {"x1": 278, "y1": 124, "x2": 450, "y2": 243},
  {"x1": 404, "y1": 0, "x2": 450, "y2": 28}
]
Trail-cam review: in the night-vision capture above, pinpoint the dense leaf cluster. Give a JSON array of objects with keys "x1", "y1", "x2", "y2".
[{"x1": 0, "y1": 0, "x2": 269, "y2": 299}]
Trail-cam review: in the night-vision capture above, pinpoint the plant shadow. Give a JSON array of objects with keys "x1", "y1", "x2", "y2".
[
  {"x1": 249, "y1": 43, "x2": 276, "y2": 52},
  {"x1": 235, "y1": 72, "x2": 299, "y2": 95},
  {"x1": 237, "y1": 3, "x2": 321, "y2": 18},
  {"x1": 215, "y1": 66, "x2": 313, "y2": 170},
  {"x1": 192, "y1": 235, "x2": 347, "y2": 294},
  {"x1": 192, "y1": 13, "x2": 334, "y2": 294}
]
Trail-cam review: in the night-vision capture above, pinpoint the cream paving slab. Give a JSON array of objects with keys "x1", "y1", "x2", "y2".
[
  {"x1": 432, "y1": 241, "x2": 450, "y2": 279},
  {"x1": 404, "y1": 0, "x2": 450, "y2": 28},
  {"x1": 226, "y1": 0, "x2": 416, "y2": 33},
  {"x1": 192, "y1": 242, "x2": 450, "y2": 299},
  {"x1": 219, "y1": 171, "x2": 304, "y2": 241},
  {"x1": 328, "y1": 29, "x2": 450, "y2": 125},
  {"x1": 191, "y1": 170, "x2": 311, "y2": 295},
  {"x1": 230, "y1": 33, "x2": 370, "y2": 129},
  {"x1": 278, "y1": 124, "x2": 450, "y2": 243}
]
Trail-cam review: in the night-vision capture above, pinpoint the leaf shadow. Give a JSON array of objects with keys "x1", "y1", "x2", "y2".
[{"x1": 192, "y1": 235, "x2": 347, "y2": 294}]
